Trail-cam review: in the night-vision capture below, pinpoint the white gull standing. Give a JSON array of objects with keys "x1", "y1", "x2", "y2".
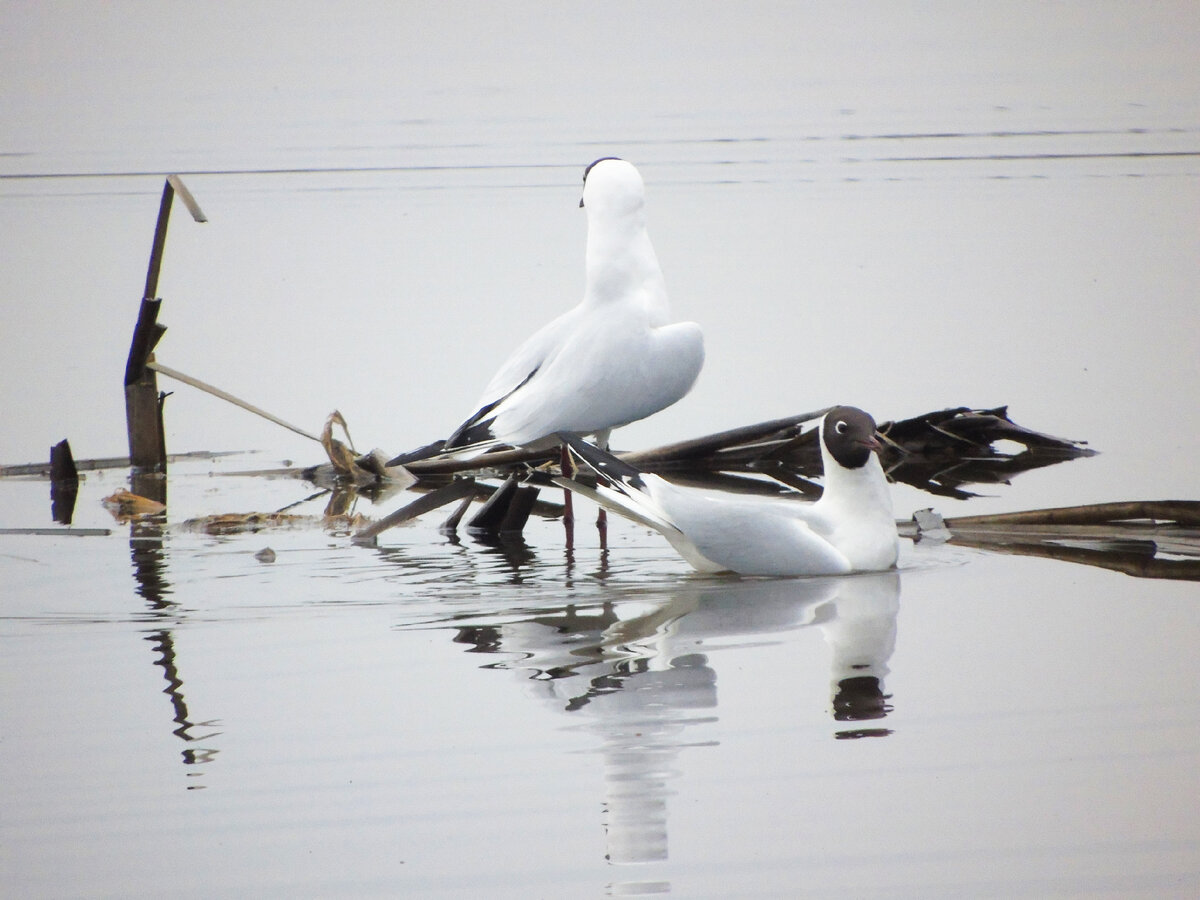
[
  {"x1": 555, "y1": 406, "x2": 900, "y2": 576},
  {"x1": 440, "y1": 157, "x2": 704, "y2": 454}
]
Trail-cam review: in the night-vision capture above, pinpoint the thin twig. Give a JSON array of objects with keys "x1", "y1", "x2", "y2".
[{"x1": 146, "y1": 361, "x2": 323, "y2": 443}]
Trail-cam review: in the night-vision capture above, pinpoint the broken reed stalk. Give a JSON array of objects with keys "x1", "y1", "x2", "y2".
[
  {"x1": 49, "y1": 439, "x2": 78, "y2": 483},
  {"x1": 464, "y1": 475, "x2": 540, "y2": 534},
  {"x1": 0, "y1": 527, "x2": 112, "y2": 537},
  {"x1": 49, "y1": 439, "x2": 80, "y2": 525},
  {"x1": 166, "y1": 174, "x2": 208, "y2": 223},
  {"x1": 353, "y1": 478, "x2": 477, "y2": 542},
  {"x1": 399, "y1": 407, "x2": 831, "y2": 478},
  {"x1": 146, "y1": 361, "x2": 324, "y2": 444},
  {"x1": 620, "y1": 408, "x2": 832, "y2": 465},
  {"x1": 124, "y1": 176, "x2": 207, "y2": 476},
  {"x1": 946, "y1": 500, "x2": 1200, "y2": 528},
  {"x1": 403, "y1": 445, "x2": 557, "y2": 475},
  {"x1": 124, "y1": 296, "x2": 167, "y2": 472}
]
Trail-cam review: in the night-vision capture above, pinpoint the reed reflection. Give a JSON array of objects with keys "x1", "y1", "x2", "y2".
[
  {"x1": 128, "y1": 513, "x2": 221, "y2": 787},
  {"x1": 464, "y1": 532, "x2": 540, "y2": 579},
  {"x1": 451, "y1": 571, "x2": 901, "y2": 865}
]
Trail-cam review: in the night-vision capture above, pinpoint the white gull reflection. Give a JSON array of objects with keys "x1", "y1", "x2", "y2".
[{"x1": 451, "y1": 571, "x2": 901, "y2": 866}]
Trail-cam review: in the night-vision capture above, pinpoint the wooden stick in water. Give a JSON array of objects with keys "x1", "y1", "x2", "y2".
[{"x1": 947, "y1": 500, "x2": 1200, "y2": 528}]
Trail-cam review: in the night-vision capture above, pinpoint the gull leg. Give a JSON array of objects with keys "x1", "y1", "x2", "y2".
[
  {"x1": 560, "y1": 443, "x2": 575, "y2": 552},
  {"x1": 595, "y1": 432, "x2": 610, "y2": 550}
]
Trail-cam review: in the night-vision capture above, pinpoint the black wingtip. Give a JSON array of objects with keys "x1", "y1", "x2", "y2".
[
  {"x1": 445, "y1": 366, "x2": 540, "y2": 449},
  {"x1": 444, "y1": 417, "x2": 497, "y2": 450},
  {"x1": 386, "y1": 440, "x2": 447, "y2": 467},
  {"x1": 557, "y1": 433, "x2": 645, "y2": 488},
  {"x1": 445, "y1": 399, "x2": 502, "y2": 449}
]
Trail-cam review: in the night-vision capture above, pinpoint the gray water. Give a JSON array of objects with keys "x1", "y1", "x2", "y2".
[{"x1": 3, "y1": 4, "x2": 1199, "y2": 898}]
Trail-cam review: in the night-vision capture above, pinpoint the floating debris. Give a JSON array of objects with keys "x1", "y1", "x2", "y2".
[
  {"x1": 945, "y1": 500, "x2": 1200, "y2": 528},
  {"x1": 352, "y1": 478, "x2": 477, "y2": 544},
  {"x1": 905, "y1": 501, "x2": 1200, "y2": 580},
  {"x1": 103, "y1": 490, "x2": 167, "y2": 520},
  {"x1": 15, "y1": 183, "x2": 1175, "y2": 589},
  {"x1": 317, "y1": 410, "x2": 415, "y2": 488},
  {"x1": 877, "y1": 407, "x2": 1096, "y2": 499},
  {"x1": 179, "y1": 511, "x2": 314, "y2": 535},
  {"x1": 0, "y1": 450, "x2": 244, "y2": 479},
  {"x1": 397, "y1": 405, "x2": 1094, "y2": 502},
  {"x1": 0, "y1": 527, "x2": 112, "y2": 537}
]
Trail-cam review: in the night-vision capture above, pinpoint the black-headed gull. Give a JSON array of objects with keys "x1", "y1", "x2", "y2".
[
  {"x1": 443, "y1": 158, "x2": 704, "y2": 453},
  {"x1": 555, "y1": 406, "x2": 900, "y2": 576}
]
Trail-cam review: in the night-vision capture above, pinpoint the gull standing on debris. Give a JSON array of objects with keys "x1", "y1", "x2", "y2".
[
  {"x1": 555, "y1": 407, "x2": 900, "y2": 576},
  {"x1": 440, "y1": 157, "x2": 705, "y2": 454}
]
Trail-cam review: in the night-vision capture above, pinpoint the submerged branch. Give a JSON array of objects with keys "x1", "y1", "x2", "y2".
[
  {"x1": 353, "y1": 478, "x2": 478, "y2": 542},
  {"x1": 907, "y1": 502, "x2": 1200, "y2": 581}
]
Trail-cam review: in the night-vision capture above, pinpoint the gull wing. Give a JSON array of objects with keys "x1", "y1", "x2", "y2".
[
  {"x1": 445, "y1": 305, "x2": 584, "y2": 449},
  {"x1": 558, "y1": 435, "x2": 851, "y2": 576},
  {"x1": 652, "y1": 489, "x2": 854, "y2": 577}
]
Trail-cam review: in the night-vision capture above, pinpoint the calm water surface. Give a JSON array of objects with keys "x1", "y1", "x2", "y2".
[{"x1": 3, "y1": 4, "x2": 1199, "y2": 898}]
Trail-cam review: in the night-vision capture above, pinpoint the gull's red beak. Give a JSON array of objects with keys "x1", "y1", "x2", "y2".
[{"x1": 859, "y1": 434, "x2": 883, "y2": 454}]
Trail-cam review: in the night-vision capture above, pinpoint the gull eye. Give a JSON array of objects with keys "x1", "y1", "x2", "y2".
[{"x1": 835, "y1": 420, "x2": 848, "y2": 434}]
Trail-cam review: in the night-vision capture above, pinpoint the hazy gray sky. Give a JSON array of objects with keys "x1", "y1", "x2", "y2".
[{"x1": 3, "y1": 2, "x2": 1197, "y2": 172}]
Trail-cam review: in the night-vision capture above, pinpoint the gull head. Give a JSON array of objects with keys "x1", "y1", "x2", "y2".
[
  {"x1": 821, "y1": 406, "x2": 882, "y2": 470},
  {"x1": 579, "y1": 157, "x2": 645, "y2": 217}
]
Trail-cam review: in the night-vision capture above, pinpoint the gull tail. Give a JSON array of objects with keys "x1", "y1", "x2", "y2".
[
  {"x1": 386, "y1": 388, "x2": 514, "y2": 467},
  {"x1": 386, "y1": 435, "x2": 505, "y2": 468},
  {"x1": 552, "y1": 433, "x2": 681, "y2": 537}
]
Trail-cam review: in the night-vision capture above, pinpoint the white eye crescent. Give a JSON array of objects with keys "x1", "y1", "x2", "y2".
[{"x1": 835, "y1": 420, "x2": 848, "y2": 434}]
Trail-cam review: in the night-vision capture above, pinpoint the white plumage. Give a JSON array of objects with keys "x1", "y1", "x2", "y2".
[
  {"x1": 556, "y1": 407, "x2": 900, "y2": 576},
  {"x1": 444, "y1": 158, "x2": 704, "y2": 452}
]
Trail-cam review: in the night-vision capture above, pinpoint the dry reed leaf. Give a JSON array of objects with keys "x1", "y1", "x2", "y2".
[
  {"x1": 102, "y1": 490, "x2": 166, "y2": 518},
  {"x1": 321, "y1": 410, "x2": 360, "y2": 475},
  {"x1": 180, "y1": 512, "x2": 308, "y2": 535}
]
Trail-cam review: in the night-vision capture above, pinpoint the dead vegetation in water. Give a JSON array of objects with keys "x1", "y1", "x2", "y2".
[
  {"x1": 904, "y1": 501, "x2": 1200, "y2": 580},
  {"x1": 102, "y1": 490, "x2": 167, "y2": 520},
  {"x1": 176, "y1": 510, "x2": 372, "y2": 536},
  {"x1": 15, "y1": 399, "x2": 1196, "y2": 583},
  {"x1": 380, "y1": 404, "x2": 1094, "y2": 501},
  {"x1": 4, "y1": 175, "x2": 1196, "y2": 582}
]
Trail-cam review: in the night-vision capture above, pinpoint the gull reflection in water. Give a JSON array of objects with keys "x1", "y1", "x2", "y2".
[{"x1": 452, "y1": 570, "x2": 901, "y2": 867}]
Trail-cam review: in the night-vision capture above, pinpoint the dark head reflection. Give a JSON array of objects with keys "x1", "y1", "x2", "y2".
[
  {"x1": 445, "y1": 569, "x2": 903, "y2": 865},
  {"x1": 833, "y1": 674, "x2": 892, "y2": 722},
  {"x1": 818, "y1": 571, "x2": 900, "y2": 738}
]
